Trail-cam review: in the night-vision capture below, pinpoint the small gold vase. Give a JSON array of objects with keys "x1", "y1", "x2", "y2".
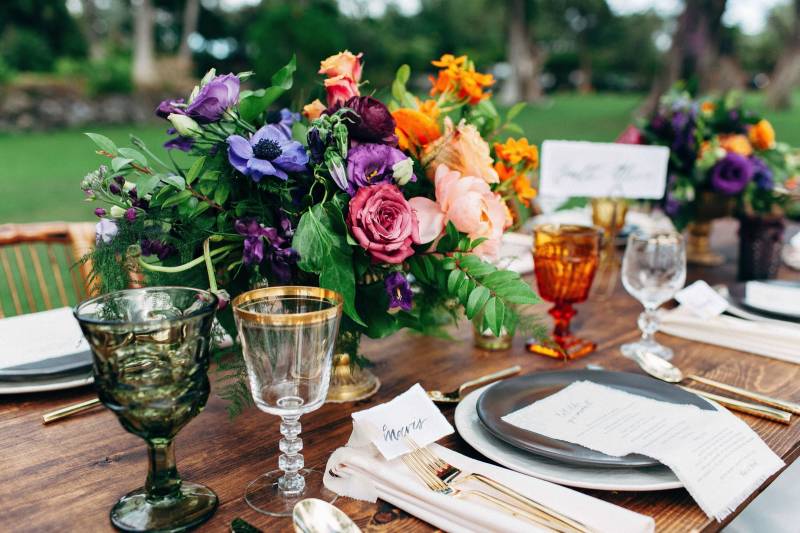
[
  {"x1": 326, "y1": 330, "x2": 380, "y2": 403},
  {"x1": 686, "y1": 220, "x2": 725, "y2": 266},
  {"x1": 590, "y1": 198, "x2": 628, "y2": 298}
]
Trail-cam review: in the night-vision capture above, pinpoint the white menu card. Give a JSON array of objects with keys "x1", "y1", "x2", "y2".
[
  {"x1": 539, "y1": 140, "x2": 669, "y2": 199},
  {"x1": 502, "y1": 381, "x2": 784, "y2": 521}
]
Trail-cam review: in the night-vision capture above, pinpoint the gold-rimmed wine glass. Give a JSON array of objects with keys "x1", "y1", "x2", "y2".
[{"x1": 232, "y1": 286, "x2": 342, "y2": 517}]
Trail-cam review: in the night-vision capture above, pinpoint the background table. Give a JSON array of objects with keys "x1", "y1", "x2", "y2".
[{"x1": 2, "y1": 219, "x2": 800, "y2": 532}]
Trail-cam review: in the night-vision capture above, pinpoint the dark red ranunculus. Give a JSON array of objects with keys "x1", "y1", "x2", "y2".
[{"x1": 329, "y1": 96, "x2": 398, "y2": 146}]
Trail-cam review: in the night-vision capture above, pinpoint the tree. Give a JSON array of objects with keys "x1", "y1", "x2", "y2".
[
  {"x1": 500, "y1": 0, "x2": 545, "y2": 103},
  {"x1": 177, "y1": 0, "x2": 200, "y2": 72},
  {"x1": 767, "y1": 0, "x2": 800, "y2": 109},
  {"x1": 641, "y1": 0, "x2": 727, "y2": 115},
  {"x1": 132, "y1": 0, "x2": 158, "y2": 88}
]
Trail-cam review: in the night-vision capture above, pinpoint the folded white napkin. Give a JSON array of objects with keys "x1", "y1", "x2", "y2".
[
  {"x1": 659, "y1": 305, "x2": 800, "y2": 364},
  {"x1": 782, "y1": 232, "x2": 800, "y2": 271},
  {"x1": 495, "y1": 232, "x2": 533, "y2": 274},
  {"x1": 0, "y1": 307, "x2": 89, "y2": 369},
  {"x1": 324, "y1": 442, "x2": 655, "y2": 533}
]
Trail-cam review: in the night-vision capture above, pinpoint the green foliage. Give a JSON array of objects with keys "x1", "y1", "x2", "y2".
[
  {"x1": 214, "y1": 352, "x2": 254, "y2": 419},
  {"x1": 239, "y1": 55, "x2": 297, "y2": 121},
  {"x1": 86, "y1": 54, "x2": 132, "y2": 96}
]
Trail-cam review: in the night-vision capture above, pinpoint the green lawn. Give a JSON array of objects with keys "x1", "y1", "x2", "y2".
[{"x1": 1, "y1": 91, "x2": 800, "y2": 224}]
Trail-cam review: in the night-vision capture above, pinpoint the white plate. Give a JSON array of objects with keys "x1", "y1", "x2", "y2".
[
  {"x1": 0, "y1": 373, "x2": 93, "y2": 394},
  {"x1": 455, "y1": 384, "x2": 684, "y2": 491}
]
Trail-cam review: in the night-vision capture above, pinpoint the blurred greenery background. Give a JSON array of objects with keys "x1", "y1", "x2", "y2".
[{"x1": 2, "y1": 0, "x2": 800, "y2": 223}]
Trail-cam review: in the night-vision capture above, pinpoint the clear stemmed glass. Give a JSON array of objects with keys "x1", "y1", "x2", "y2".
[
  {"x1": 74, "y1": 287, "x2": 219, "y2": 532},
  {"x1": 232, "y1": 286, "x2": 342, "y2": 517},
  {"x1": 620, "y1": 232, "x2": 686, "y2": 361}
]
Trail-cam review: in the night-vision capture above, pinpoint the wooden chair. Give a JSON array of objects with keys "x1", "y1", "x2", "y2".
[{"x1": 0, "y1": 222, "x2": 97, "y2": 318}]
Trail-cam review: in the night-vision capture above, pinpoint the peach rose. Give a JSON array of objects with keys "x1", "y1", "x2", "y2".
[
  {"x1": 302, "y1": 99, "x2": 326, "y2": 120},
  {"x1": 319, "y1": 50, "x2": 363, "y2": 83},
  {"x1": 422, "y1": 118, "x2": 498, "y2": 184},
  {"x1": 324, "y1": 75, "x2": 359, "y2": 107},
  {"x1": 409, "y1": 164, "x2": 509, "y2": 258},
  {"x1": 749, "y1": 119, "x2": 776, "y2": 151}
]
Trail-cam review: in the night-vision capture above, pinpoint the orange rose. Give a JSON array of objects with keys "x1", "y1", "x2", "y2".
[
  {"x1": 422, "y1": 118, "x2": 498, "y2": 184},
  {"x1": 393, "y1": 108, "x2": 442, "y2": 154},
  {"x1": 719, "y1": 134, "x2": 753, "y2": 157},
  {"x1": 749, "y1": 119, "x2": 776, "y2": 150},
  {"x1": 319, "y1": 50, "x2": 363, "y2": 82},
  {"x1": 302, "y1": 99, "x2": 326, "y2": 120}
]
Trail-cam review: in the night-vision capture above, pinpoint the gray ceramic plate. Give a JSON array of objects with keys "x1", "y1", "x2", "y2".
[
  {"x1": 476, "y1": 369, "x2": 714, "y2": 468},
  {"x1": 729, "y1": 281, "x2": 800, "y2": 322}
]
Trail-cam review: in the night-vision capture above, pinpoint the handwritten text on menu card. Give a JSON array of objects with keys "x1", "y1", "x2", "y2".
[
  {"x1": 351, "y1": 383, "x2": 454, "y2": 460},
  {"x1": 539, "y1": 140, "x2": 669, "y2": 199}
]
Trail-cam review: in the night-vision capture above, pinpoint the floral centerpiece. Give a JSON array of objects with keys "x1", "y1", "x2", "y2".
[
  {"x1": 625, "y1": 89, "x2": 800, "y2": 271},
  {"x1": 80, "y1": 51, "x2": 542, "y2": 409}
]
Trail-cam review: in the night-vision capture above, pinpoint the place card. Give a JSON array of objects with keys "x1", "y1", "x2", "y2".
[
  {"x1": 539, "y1": 140, "x2": 669, "y2": 199},
  {"x1": 350, "y1": 383, "x2": 454, "y2": 460},
  {"x1": 674, "y1": 280, "x2": 729, "y2": 319},
  {"x1": 502, "y1": 381, "x2": 784, "y2": 521},
  {"x1": 745, "y1": 282, "x2": 800, "y2": 316}
]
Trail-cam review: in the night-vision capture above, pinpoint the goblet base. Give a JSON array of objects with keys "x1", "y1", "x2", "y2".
[
  {"x1": 245, "y1": 468, "x2": 337, "y2": 517},
  {"x1": 526, "y1": 336, "x2": 596, "y2": 360},
  {"x1": 110, "y1": 481, "x2": 218, "y2": 532},
  {"x1": 621, "y1": 340, "x2": 674, "y2": 361}
]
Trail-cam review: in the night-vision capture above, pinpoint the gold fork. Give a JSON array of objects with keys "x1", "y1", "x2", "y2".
[
  {"x1": 400, "y1": 452, "x2": 565, "y2": 531},
  {"x1": 406, "y1": 439, "x2": 589, "y2": 533}
]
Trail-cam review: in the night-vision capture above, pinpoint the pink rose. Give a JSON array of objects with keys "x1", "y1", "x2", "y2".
[
  {"x1": 409, "y1": 164, "x2": 509, "y2": 259},
  {"x1": 319, "y1": 51, "x2": 363, "y2": 83},
  {"x1": 616, "y1": 125, "x2": 644, "y2": 144},
  {"x1": 348, "y1": 183, "x2": 421, "y2": 264},
  {"x1": 324, "y1": 75, "x2": 360, "y2": 107}
]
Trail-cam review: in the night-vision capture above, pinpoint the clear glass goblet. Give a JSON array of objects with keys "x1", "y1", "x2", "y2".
[
  {"x1": 74, "y1": 287, "x2": 219, "y2": 532},
  {"x1": 232, "y1": 286, "x2": 342, "y2": 517},
  {"x1": 620, "y1": 232, "x2": 686, "y2": 361}
]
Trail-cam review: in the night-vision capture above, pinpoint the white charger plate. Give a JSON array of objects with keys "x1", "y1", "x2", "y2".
[
  {"x1": 454, "y1": 384, "x2": 685, "y2": 491},
  {"x1": 0, "y1": 374, "x2": 93, "y2": 395}
]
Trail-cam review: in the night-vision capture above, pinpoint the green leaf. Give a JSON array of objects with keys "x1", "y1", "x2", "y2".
[
  {"x1": 185, "y1": 157, "x2": 206, "y2": 185},
  {"x1": 135, "y1": 174, "x2": 161, "y2": 197},
  {"x1": 161, "y1": 189, "x2": 193, "y2": 208},
  {"x1": 495, "y1": 282, "x2": 541, "y2": 305},
  {"x1": 483, "y1": 270, "x2": 521, "y2": 287},
  {"x1": 117, "y1": 147, "x2": 148, "y2": 167},
  {"x1": 199, "y1": 170, "x2": 220, "y2": 183},
  {"x1": 271, "y1": 53, "x2": 297, "y2": 89},
  {"x1": 483, "y1": 297, "x2": 505, "y2": 337},
  {"x1": 356, "y1": 282, "x2": 400, "y2": 339},
  {"x1": 503, "y1": 123, "x2": 525, "y2": 135},
  {"x1": 213, "y1": 183, "x2": 230, "y2": 205},
  {"x1": 396, "y1": 64, "x2": 410, "y2": 85},
  {"x1": 162, "y1": 175, "x2": 186, "y2": 191},
  {"x1": 447, "y1": 269, "x2": 465, "y2": 295},
  {"x1": 238, "y1": 55, "x2": 296, "y2": 121},
  {"x1": 190, "y1": 202, "x2": 212, "y2": 219},
  {"x1": 85, "y1": 133, "x2": 116, "y2": 154},
  {"x1": 319, "y1": 248, "x2": 364, "y2": 326},
  {"x1": 457, "y1": 278, "x2": 473, "y2": 302},
  {"x1": 466, "y1": 286, "x2": 490, "y2": 319},
  {"x1": 506, "y1": 102, "x2": 526, "y2": 122},
  {"x1": 111, "y1": 157, "x2": 133, "y2": 172}
]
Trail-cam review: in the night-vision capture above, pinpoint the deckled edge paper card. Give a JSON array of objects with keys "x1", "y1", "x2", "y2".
[
  {"x1": 674, "y1": 280, "x2": 729, "y2": 319},
  {"x1": 350, "y1": 383, "x2": 454, "y2": 460},
  {"x1": 539, "y1": 140, "x2": 669, "y2": 199},
  {"x1": 502, "y1": 381, "x2": 784, "y2": 521}
]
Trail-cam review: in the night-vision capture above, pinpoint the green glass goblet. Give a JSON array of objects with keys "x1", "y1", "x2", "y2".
[{"x1": 74, "y1": 287, "x2": 219, "y2": 532}]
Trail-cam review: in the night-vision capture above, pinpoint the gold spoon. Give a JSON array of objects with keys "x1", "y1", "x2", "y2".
[{"x1": 427, "y1": 366, "x2": 521, "y2": 403}]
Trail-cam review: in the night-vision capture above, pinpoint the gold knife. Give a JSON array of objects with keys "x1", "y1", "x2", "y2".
[
  {"x1": 680, "y1": 386, "x2": 792, "y2": 424},
  {"x1": 688, "y1": 374, "x2": 800, "y2": 415}
]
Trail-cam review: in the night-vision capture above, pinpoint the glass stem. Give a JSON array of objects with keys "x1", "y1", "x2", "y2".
[
  {"x1": 278, "y1": 416, "x2": 305, "y2": 497},
  {"x1": 638, "y1": 306, "x2": 659, "y2": 344},
  {"x1": 145, "y1": 439, "x2": 182, "y2": 502}
]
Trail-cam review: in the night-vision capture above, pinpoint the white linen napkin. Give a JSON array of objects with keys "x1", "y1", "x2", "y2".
[
  {"x1": 659, "y1": 305, "x2": 800, "y2": 364},
  {"x1": 782, "y1": 231, "x2": 800, "y2": 271},
  {"x1": 0, "y1": 307, "x2": 89, "y2": 369},
  {"x1": 324, "y1": 441, "x2": 655, "y2": 533},
  {"x1": 494, "y1": 232, "x2": 533, "y2": 274}
]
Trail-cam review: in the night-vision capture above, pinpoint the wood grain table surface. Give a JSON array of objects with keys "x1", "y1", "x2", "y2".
[{"x1": 2, "y1": 219, "x2": 800, "y2": 533}]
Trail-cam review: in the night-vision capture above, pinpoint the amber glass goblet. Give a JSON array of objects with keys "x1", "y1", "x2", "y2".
[
  {"x1": 74, "y1": 287, "x2": 219, "y2": 532},
  {"x1": 526, "y1": 224, "x2": 600, "y2": 360}
]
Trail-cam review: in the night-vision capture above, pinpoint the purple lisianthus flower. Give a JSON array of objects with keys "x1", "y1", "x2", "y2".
[
  {"x1": 710, "y1": 153, "x2": 754, "y2": 195},
  {"x1": 140, "y1": 238, "x2": 175, "y2": 261},
  {"x1": 750, "y1": 156, "x2": 774, "y2": 190},
  {"x1": 185, "y1": 74, "x2": 240, "y2": 124},
  {"x1": 266, "y1": 108, "x2": 300, "y2": 138},
  {"x1": 235, "y1": 216, "x2": 299, "y2": 282},
  {"x1": 385, "y1": 272, "x2": 413, "y2": 311},
  {"x1": 329, "y1": 96, "x2": 398, "y2": 145},
  {"x1": 156, "y1": 98, "x2": 185, "y2": 119},
  {"x1": 125, "y1": 208, "x2": 137, "y2": 222},
  {"x1": 95, "y1": 218, "x2": 118, "y2": 245},
  {"x1": 94, "y1": 208, "x2": 106, "y2": 217},
  {"x1": 346, "y1": 143, "x2": 408, "y2": 195},
  {"x1": 227, "y1": 125, "x2": 309, "y2": 182},
  {"x1": 164, "y1": 128, "x2": 195, "y2": 152},
  {"x1": 235, "y1": 219, "x2": 274, "y2": 265},
  {"x1": 307, "y1": 127, "x2": 326, "y2": 164}
]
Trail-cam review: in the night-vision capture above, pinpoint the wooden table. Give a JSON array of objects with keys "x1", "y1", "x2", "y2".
[{"x1": 2, "y1": 219, "x2": 800, "y2": 533}]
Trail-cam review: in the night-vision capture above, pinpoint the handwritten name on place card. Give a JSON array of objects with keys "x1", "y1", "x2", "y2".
[
  {"x1": 539, "y1": 140, "x2": 669, "y2": 199},
  {"x1": 351, "y1": 383, "x2": 454, "y2": 460}
]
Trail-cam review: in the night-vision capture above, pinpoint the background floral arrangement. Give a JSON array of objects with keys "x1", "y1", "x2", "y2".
[
  {"x1": 81, "y1": 51, "x2": 543, "y2": 412},
  {"x1": 628, "y1": 89, "x2": 800, "y2": 228}
]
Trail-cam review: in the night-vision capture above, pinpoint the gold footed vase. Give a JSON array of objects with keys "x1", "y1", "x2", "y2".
[
  {"x1": 326, "y1": 331, "x2": 380, "y2": 403},
  {"x1": 686, "y1": 221, "x2": 725, "y2": 266}
]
